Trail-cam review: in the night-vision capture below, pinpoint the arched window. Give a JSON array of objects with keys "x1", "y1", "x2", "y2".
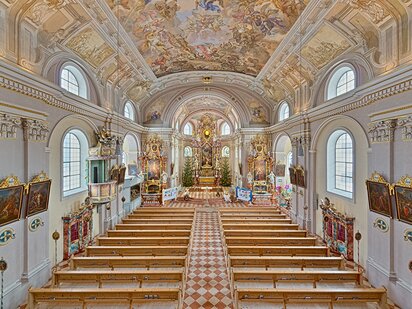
[
  {"x1": 184, "y1": 123, "x2": 193, "y2": 135},
  {"x1": 278, "y1": 102, "x2": 290, "y2": 121},
  {"x1": 221, "y1": 122, "x2": 231, "y2": 135},
  {"x1": 62, "y1": 129, "x2": 88, "y2": 197},
  {"x1": 327, "y1": 129, "x2": 353, "y2": 199},
  {"x1": 327, "y1": 66, "x2": 356, "y2": 100},
  {"x1": 184, "y1": 146, "x2": 193, "y2": 157},
  {"x1": 222, "y1": 146, "x2": 230, "y2": 157},
  {"x1": 60, "y1": 65, "x2": 88, "y2": 99},
  {"x1": 124, "y1": 102, "x2": 135, "y2": 121},
  {"x1": 287, "y1": 152, "x2": 293, "y2": 169}
]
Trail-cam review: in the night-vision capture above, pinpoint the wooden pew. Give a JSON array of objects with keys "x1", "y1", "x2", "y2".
[
  {"x1": 220, "y1": 211, "x2": 282, "y2": 216},
  {"x1": 223, "y1": 224, "x2": 299, "y2": 230},
  {"x1": 134, "y1": 208, "x2": 194, "y2": 213},
  {"x1": 220, "y1": 208, "x2": 281, "y2": 212},
  {"x1": 29, "y1": 288, "x2": 181, "y2": 309},
  {"x1": 232, "y1": 270, "x2": 362, "y2": 288},
  {"x1": 97, "y1": 237, "x2": 190, "y2": 246},
  {"x1": 122, "y1": 218, "x2": 194, "y2": 224},
  {"x1": 229, "y1": 256, "x2": 345, "y2": 270},
  {"x1": 235, "y1": 288, "x2": 388, "y2": 309},
  {"x1": 107, "y1": 230, "x2": 191, "y2": 237},
  {"x1": 86, "y1": 245, "x2": 188, "y2": 257},
  {"x1": 70, "y1": 256, "x2": 187, "y2": 270},
  {"x1": 224, "y1": 237, "x2": 317, "y2": 246},
  {"x1": 53, "y1": 270, "x2": 184, "y2": 288},
  {"x1": 227, "y1": 246, "x2": 329, "y2": 257},
  {"x1": 128, "y1": 213, "x2": 195, "y2": 219},
  {"x1": 116, "y1": 223, "x2": 192, "y2": 230},
  {"x1": 223, "y1": 230, "x2": 307, "y2": 238},
  {"x1": 221, "y1": 218, "x2": 292, "y2": 224}
]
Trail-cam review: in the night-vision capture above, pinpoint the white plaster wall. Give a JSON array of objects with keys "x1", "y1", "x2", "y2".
[{"x1": 313, "y1": 116, "x2": 369, "y2": 267}]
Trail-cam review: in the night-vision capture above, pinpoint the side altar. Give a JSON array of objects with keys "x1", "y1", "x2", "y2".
[{"x1": 139, "y1": 134, "x2": 168, "y2": 206}]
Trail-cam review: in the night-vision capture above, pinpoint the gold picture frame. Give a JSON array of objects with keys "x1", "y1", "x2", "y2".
[{"x1": 394, "y1": 175, "x2": 412, "y2": 225}]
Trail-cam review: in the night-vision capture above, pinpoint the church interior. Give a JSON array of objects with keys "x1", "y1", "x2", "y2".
[{"x1": 0, "y1": 0, "x2": 411, "y2": 308}]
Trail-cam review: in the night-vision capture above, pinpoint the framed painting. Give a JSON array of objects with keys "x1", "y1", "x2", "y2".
[
  {"x1": 110, "y1": 166, "x2": 120, "y2": 182},
  {"x1": 128, "y1": 163, "x2": 138, "y2": 176},
  {"x1": 26, "y1": 179, "x2": 51, "y2": 217},
  {"x1": 289, "y1": 167, "x2": 297, "y2": 185},
  {"x1": 254, "y1": 159, "x2": 267, "y2": 181},
  {"x1": 118, "y1": 166, "x2": 126, "y2": 184},
  {"x1": 296, "y1": 166, "x2": 305, "y2": 188},
  {"x1": 275, "y1": 164, "x2": 286, "y2": 177},
  {"x1": 394, "y1": 176, "x2": 412, "y2": 225},
  {"x1": 0, "y1": 176, "x2": 24, "y2": 226},
  {"x1": 148, "y1": 159, "x2": 160, "y2": 181},
  {"x1": 366, "y1": 176, "x2": 393, "y2": 218}
]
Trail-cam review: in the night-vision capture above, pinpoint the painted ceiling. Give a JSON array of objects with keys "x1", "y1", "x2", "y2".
[{"x1": 106, "y1": 0, "x2": 308, "y2": 77}]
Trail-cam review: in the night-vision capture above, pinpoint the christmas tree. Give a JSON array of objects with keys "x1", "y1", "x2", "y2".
[
  {"x1": 182, "y1": 157, "x2": 194, "y2": 187},
  {"x1": 220, "y1": 158, "x2": 232, "y2": 187}
]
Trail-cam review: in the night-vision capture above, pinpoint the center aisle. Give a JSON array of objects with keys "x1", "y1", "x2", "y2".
[{"x1": 183, "y1": 207, "x2": 234, "y2": 309}]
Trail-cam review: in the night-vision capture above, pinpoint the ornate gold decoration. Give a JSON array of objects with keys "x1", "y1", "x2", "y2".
[
  {"x1": 0, "y1": 257, "x2": 7, "y2": 271},
  {"x1": 52, "y1": 230, "x2": 60, "y2": 241},
  {"x1": 0, "y1": 176, "x2": 22, "y2": 188},
  {"x1": 396, "y1": 175, "x2": 412, "y2": 188},
  {"x1": 30, "y1": 171, "x2": 49, "y2": 183},
  {"x1": 369, "y1": 172, "x2": 388, "y2": 184}
]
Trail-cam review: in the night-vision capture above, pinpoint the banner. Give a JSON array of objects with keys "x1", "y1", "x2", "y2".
[
  {"x1": 236, "y1": 187, "x2": 252, "y2": 202},
  {"x1": 162, "y1": 186, "x2": 180, "y2": 203}
]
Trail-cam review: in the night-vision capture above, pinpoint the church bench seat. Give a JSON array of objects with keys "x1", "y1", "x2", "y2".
[
  {"x1": 97, "y1": 237, "x2": 190, "y2": 246},
  {"x1": 223, "y1": 230, "x2": 307, "y2": 238},
  {"x1": 224, "y1": 237, "x2": 317, "y2": 246},
  {"x1": 234, "y1": 288, "x2": 388, "y2": 309},
  {"x1": 29, "y1": 288, "x2": 181, "y2": 309},
  {"x1": 221, "y1": 218, "x2": 292, "y2": 224},
  {"x1": 133, "y1": 208, "x2": 194, "y2": 213},
  {"x1": 107, "y1": 230, "x2": 191, "y2": 237},
  {"x1": 219, "y1": 208, "x2": 281, "y2": 212},
  {"x1": 70, "y1": 256, "x2": 187, "y2": 270},
  {"x1": 115, "y1": 223, "x2": 192, "y2": 230},
  {"x1": 220, "y1": 213, "x2": 287, "y2": 218},
  {"x1": 227, "y1": 246, "x2": 329, "y2": 257},
  {"x1": 53, "y1": 270, "x2": 184, "y2": 288},
  {"x1": 86, "y1": 245, "x2": 188, "y2": 257},
  {"x1": 232, "y1": 270, "x2": 362, "y2": 287},
  {"x1": 223, "y1": 224, "x2": 299, "y2": 230},
  {"x1": 228, "y1": 256, "x2": 345, "y2": 270},
  {"x1": 220, "y1": 211, "x2": 283, "y2": 216},
  {"x1": 128, "y1": 213, "x2": 195, "y2": 218},
  {"x1": 122, "y1": 218, "x2": 194, "y2": 224}
]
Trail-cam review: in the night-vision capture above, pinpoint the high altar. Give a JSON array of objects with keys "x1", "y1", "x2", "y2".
[
  {"x1": 191, "y1": 114, "x2": 222, "y2": 186},
  {"x1": 139, "y1": 134, "x2": 168, "y2": 205},
  {"x1": 247, "y1": 134, "x2": 274, "y2": 205}
]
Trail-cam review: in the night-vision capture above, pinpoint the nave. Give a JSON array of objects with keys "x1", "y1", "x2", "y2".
[{"x1": 28, "y1": 202, "x2": 393, "y2": 309}]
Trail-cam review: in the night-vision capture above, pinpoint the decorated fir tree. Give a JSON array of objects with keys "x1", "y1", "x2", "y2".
[
  {"x1": 220, "y1": 158, "x2": 232, "y2": 187},
  {"x1": 182, "y1": 157, "x2": 194, "y2": 187}
]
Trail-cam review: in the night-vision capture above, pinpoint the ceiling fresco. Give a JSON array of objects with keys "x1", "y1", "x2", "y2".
[{"x1": 106, "y1": 0, "x2": 308, "y2": 77}]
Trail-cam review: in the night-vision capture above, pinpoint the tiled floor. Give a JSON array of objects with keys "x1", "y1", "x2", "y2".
[{"x1": 183, "y1": 207, "x2": 233, "y2": 309}]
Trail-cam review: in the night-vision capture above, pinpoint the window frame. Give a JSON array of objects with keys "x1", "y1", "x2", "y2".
[
  {"x1": 326, "y1": 64, "x2": 356, "y2": 100},
  {"x1": 278, "y1": 102, "x2": 290, "y2": 122},
  {"x1": 59, "y1": 64, "x2": 89, "y2": 99},
  {"x1": 222, "y1": 146, "x2": 230, "y2": 157},
  {"x1": 124, "y1": 101, "x2": 135, "y2": 121},
  {"x1": 61, "y1": 128, "x2": 89, "y2": 198},
  {"x1": 326, "y1": 128, "x2": 355, "y2": 200},
  {"x1": 184, "y1": 146, "x2": 193, "y2": 157},
  {"x1": 221, "y1": 122, "x2": 231, "y2": 136},
  {"x1": 183, "y1": 122, "x2": 193, "y2": 136}
]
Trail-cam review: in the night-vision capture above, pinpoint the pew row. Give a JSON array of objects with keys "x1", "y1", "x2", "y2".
[
  {"x1": 53, "y1": 270, "x2": 184, "y2": 288},
  {"x1": 116, "y1": 224, "x2": 192, "y2": 230},
  {"x1": 235, "y1": 288, "x2": 388, "y2": 309},
  {"x1": 224, "y1": 237, "x2": 317, "y2": 246},
  {"x1": 223, "y1": 230, "x2": 307, "y2": 238},
  {"x1": 229, "y1": 256, "x2": 345, "y2": 270},
  {"x1": 107, "y1": 230, "x2": 191, "y2": 237},
  {"x1": 29, "y1": 288, "x2": 182, "y2": 309},
  {"x1": 221, "y1": 218, "x2": 292, "y2": 224},
  {"x1": 122, "y1": 218, "x2": 194, "y2": 224},
  {"x1": 133, "y1": 208, "x2": 194, "y2": 213},
  {"x1": 70, "y1": 256, "x2": 187, "y2": 270},
  {"x1": 128, "y1": 213, "x2": 195, "y2": 219},
  {"x1": 219, "y1": 208, "x2": 281, "y2": 213},
  {"x1": 86, "y1": 245, "x2": 188, "y2": 257},
  {"x1": 97, "y1": 237, "x2": 190, "y2": 246},
  {"x1": 227, "y1": 246, "x2": 329, "y2": 257},
  {"x1": 232, "y1": 270, "x2": 362, "y2": 288},
  {"x1": 223, "y1": 224, "x2": 299, "y2": 230}
]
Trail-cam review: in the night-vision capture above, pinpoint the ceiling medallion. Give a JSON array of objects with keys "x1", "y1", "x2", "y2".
[{"x1": 373, "y1": 217, "x2": 389, "y2": 233}]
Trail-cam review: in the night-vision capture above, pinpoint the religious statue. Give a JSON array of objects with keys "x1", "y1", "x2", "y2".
[
  {"x1": 268, "y1": 171, "x2": 275, "y2": 185},
  {"x1": 194, "y1": 154, "x2": 199, "y2": 171},
  {"x1": 161, "y1": 171, "x2": 168, "y2": 184},
  {"x1": 247, "y1": 172, "x2": 253, "y2": 184}
]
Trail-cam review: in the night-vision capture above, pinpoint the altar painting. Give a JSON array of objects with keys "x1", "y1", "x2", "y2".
[
  {"x1": 201, "y1": 146, "x2": 213, "y2": 167},
  {"x1": 148, "y1": 159, "x2": 161, "y2": 181},
  {"x1": 254, "y1": 160, "x2": 267, "y2": 181}
]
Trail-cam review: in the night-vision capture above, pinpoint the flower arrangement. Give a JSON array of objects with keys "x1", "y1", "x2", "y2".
[{"x1": 276, "y1": 184, "x2": 292, "y2": 207}]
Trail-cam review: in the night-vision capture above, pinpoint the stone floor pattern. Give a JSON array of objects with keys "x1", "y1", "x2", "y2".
[{"x1": 183, "y1": 207, "x2": 233, "y2": 309}]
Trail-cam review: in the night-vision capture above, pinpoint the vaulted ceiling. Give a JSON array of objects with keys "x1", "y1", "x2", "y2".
[{"x1": 105, "y1": 0, "x2": 308, "y2": 77}]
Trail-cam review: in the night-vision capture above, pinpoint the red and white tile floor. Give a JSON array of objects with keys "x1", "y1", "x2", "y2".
[{"x1": 182, "y1": 208, "x2": 233, "y2": 309}]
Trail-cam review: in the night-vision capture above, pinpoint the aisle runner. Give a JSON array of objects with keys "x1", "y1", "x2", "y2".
[{"x1": 183, "y1": 208, "x2": 233, "y2": 308}]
